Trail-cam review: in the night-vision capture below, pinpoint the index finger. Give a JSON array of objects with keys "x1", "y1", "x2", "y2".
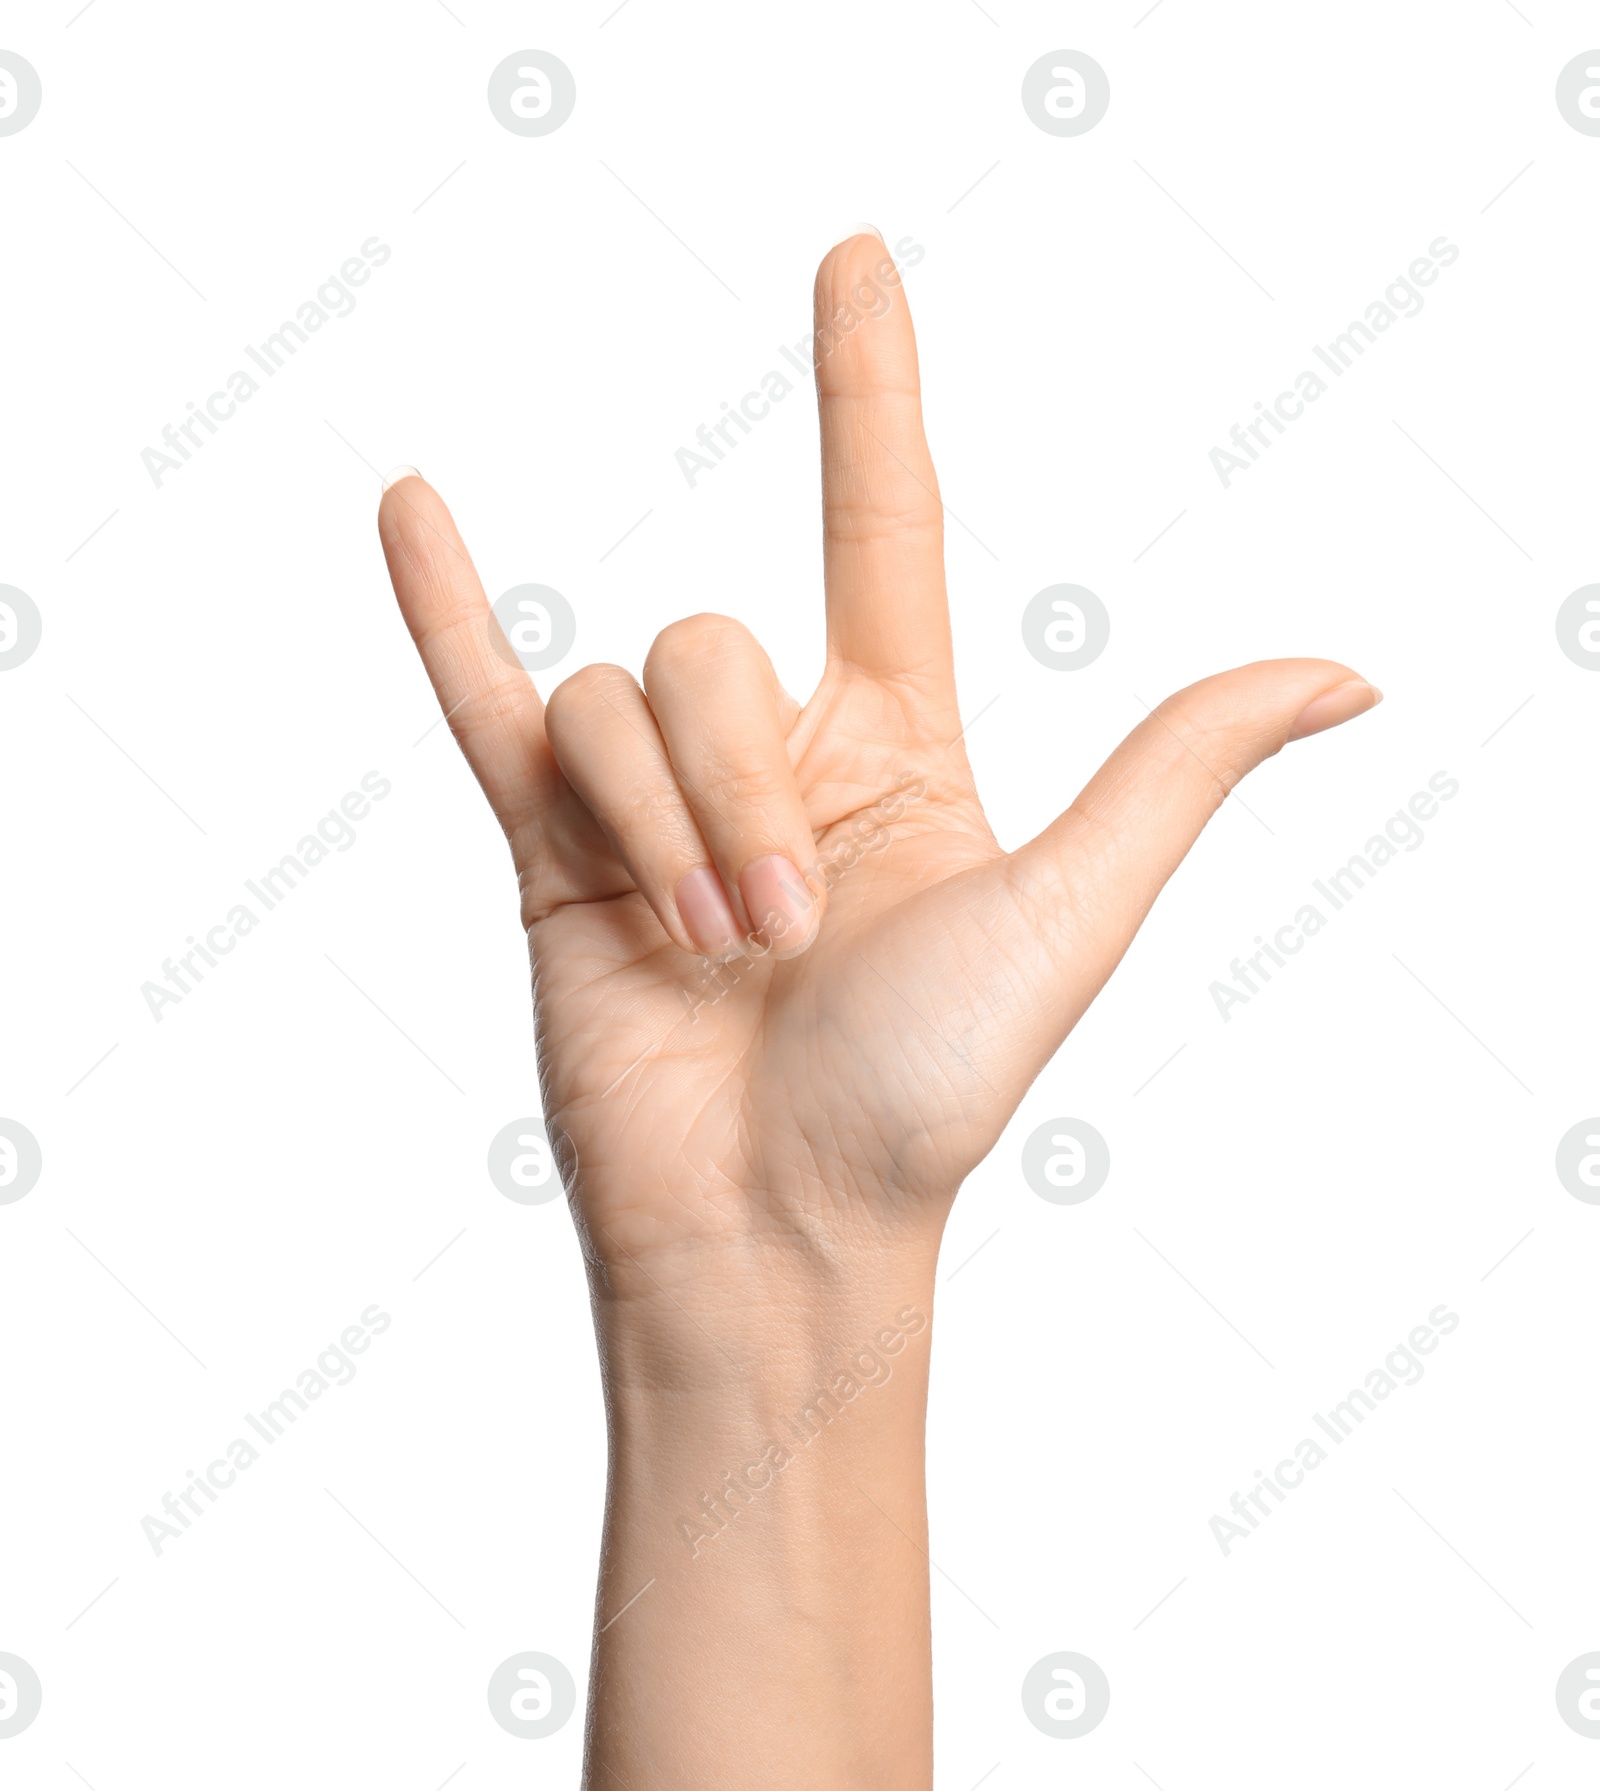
[{"x1": 814, "y1": 230, "x2": 956, "y2": 709}]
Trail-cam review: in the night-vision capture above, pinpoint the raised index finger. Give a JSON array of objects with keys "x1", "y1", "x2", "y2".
[{"x1": 814, "y1": 230, "x2": 955, "y2": 707}]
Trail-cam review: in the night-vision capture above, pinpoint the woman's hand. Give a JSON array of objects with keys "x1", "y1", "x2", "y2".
[
  {"x1": 379, "y1": 229, "x2": 1376, "y2": 1285},
  {"x1": 377, "y1": 227, "x2": 1378, "y2": 1789}
]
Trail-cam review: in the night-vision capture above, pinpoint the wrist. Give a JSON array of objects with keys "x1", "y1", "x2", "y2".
[
  {"x1": 581, "y1": 1200, "x2": 940, "y2": 1791},
  {"x1": 585, "y1": 1215, "x2": 942, "y2": 1398}
]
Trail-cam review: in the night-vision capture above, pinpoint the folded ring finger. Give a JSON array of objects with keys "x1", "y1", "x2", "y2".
[{"x1": 542, "y1": 663, "x2": 744, "y2": 959}]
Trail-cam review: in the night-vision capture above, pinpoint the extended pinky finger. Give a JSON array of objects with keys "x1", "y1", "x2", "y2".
[
  {"x1": 378, "y1": 471, "x2": 554, "y2": 842},
  {"x1": 543, "y1": 663, "x2": 743, "y2": 959}
]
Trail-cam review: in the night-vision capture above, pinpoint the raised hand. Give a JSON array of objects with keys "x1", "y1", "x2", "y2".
[
  {"x1": 379, "y1": 230, "x2": 1376, "y2": 1273},
  {"x1": 377, "y1": 227, "x2": 1377, "y2": 1790}
]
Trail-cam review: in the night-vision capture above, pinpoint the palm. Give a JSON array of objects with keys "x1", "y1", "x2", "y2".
[
  {"x1": 378, "y1": 233, "x2": 1374, "y2": 1271},
  {"x1": 528, "y1": 668, "x2": 1010, "y2": 1259}
]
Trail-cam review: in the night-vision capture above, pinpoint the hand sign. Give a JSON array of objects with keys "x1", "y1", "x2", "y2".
[{"x1": 378, "y1": 229, "x2": 1378, "y2": 1277}]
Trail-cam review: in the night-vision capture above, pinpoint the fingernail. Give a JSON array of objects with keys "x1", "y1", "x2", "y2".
[
  {"x1": 833, "y1": 222, "x2": 883, "y2": 247},
  {"x1": 1287, "y1": 680, "x2": 1383, "y2": 742},
  {"x1": 739, "y1": 855, "x2": 819, "y2": 959},
  {"x1": 382, "y1": 464, "x2": 422, "y2": 491},
  {"x1": 675, "y1": 867, "x2": 742, "y2": 959}
]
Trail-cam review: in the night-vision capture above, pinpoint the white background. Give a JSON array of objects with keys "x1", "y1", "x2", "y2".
[{"x1": 3, "y1": 1, "x2": 1597, "y2": 1786}]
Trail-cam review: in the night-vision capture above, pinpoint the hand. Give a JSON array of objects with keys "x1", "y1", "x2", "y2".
[
  {"x1": 378, "y1": 230, "x2": 1378, "y2": 1289},
  {"x1": 378, "y1": 227, "x2": 1379, "y2": 1790}
]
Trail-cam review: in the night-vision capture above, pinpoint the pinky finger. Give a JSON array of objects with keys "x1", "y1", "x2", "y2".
[{"x1": 378, "y1": 472, "x2": 554, "y2": 842}]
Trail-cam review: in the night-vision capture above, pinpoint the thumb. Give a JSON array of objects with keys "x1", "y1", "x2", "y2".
[{"x1": 998, "y1": 658, "x2": 1380, "y2": 1030}]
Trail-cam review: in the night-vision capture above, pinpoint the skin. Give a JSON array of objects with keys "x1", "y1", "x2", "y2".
[{"x1": 377, "y1": 228, "x2": 1379, "y2": 1788}]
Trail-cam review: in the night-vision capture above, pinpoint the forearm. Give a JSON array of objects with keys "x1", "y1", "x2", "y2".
[{"x1": 582, "y1": 1243, "x2": 940, "y2": 1790}]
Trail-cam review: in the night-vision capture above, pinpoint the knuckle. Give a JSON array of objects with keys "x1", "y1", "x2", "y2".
[
  {"x1": 626, "y1": 783, "x2": 694, "y2": 835},
  {"x1": 449, "y1": 676, "x2": 535, "y2": 739},
  {"x1": 1149, "y1": 697, "x2": 1258, "y2": 798},
  {"x1": 696, "y1": 758, "x2": 792, "y2": 816},
  {"x1": 645, "y1": 612, "x2": 755, "y2": 682},
  {"x1": 417, "y1": 595, "x2": 485, "y2": 644},
  {"x1": 823, "y1": 504, "x2": 943, "y2": 550},
  {"x1": 545, "y1": 662, "x2": 636, "y2": 730}
]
